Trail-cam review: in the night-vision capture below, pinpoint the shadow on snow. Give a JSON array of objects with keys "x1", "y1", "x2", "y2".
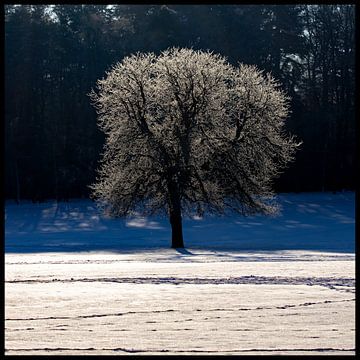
[{"x1": 4, "y1": 192, "x2": 355, "y2": 254}]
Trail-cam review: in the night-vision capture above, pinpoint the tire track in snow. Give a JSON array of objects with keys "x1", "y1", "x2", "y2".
[
  {"x1": 5, "y1": 298, "x2": 355, "y2": 322},
  {"x1": 6, "y1": 275, "x2": 355, "y2": 293},
  {"x1": 5, "y1": 347, "x2": 356, "y2": 354}
]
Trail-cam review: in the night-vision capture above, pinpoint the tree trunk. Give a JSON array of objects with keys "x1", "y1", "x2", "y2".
[
  {"x1": 170, "y1": 208, "x2": 184, "y2": 248},
  {"x1": 168, "y1": 181, "x2": 184, "y2": 248},
  {"x1": 14, "y1": 158, "x2": 20, "y2": 204}
]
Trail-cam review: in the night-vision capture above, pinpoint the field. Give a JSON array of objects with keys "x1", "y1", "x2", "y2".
[{"x1": 5, "y1": 192, "x2": 355, "y2": 355}]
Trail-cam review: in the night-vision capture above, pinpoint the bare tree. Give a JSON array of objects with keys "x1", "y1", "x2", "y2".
[{"x1": 89, "y1": 48, "x2": 300, "y2": 248}]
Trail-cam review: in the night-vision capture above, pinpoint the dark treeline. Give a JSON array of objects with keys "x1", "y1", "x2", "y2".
[{"x1": 5, "y1": 4, "x2": 356, "y2": 202}]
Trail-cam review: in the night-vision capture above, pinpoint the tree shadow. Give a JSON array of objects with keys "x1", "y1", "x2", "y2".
[{"x1": 174, "y1": 247, "x2": 197, "y2": 256}]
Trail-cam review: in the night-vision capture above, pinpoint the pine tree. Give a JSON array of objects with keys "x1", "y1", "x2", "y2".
[{"x1": 90, "y1": 48, "x2": 300, "y2": 248}]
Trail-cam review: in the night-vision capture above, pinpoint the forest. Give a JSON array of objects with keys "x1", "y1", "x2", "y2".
[{"x1": 4, "y1": 4, "x2": 356, "y2": 201}]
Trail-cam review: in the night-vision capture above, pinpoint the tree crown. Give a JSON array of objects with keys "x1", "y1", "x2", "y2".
[{"x1": 90, "y1": 47, "x2": 301, "y2": 218}]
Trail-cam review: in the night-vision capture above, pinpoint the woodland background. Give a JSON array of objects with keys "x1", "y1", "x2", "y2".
[{"x1": 4, "y1": 4, "x2": 356, "y2": 201}]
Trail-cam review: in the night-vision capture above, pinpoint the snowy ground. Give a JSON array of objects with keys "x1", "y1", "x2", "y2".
[{"x1": 5, "y1": 192, "x2": 355, "y2": 355}]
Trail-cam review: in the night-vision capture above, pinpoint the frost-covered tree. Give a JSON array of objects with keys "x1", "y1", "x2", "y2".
[{"x1": 90, "y1": 48, "x2": 300, "y2": 248}]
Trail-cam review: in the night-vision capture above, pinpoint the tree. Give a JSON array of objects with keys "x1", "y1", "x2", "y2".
[
  {"x1": 298, "y1": 5, "x2": 355, "y2": 191},
  {"x1": 90, "y1": 48, "x2": 300, "y2": 248}
]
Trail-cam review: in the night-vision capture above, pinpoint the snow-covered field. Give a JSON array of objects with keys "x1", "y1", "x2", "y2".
[{"x1": 5, "y1": 192, "x2": 355, "y2": 355}]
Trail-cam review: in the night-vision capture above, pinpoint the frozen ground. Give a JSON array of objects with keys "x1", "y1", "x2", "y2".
[{"x1": 5, "y1": 192, "x2": 355, "y2": 355}]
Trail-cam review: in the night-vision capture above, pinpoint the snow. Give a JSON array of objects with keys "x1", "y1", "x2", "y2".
[{"x1": 5, "y1": 192, "x2": 355, "y2": 355}]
